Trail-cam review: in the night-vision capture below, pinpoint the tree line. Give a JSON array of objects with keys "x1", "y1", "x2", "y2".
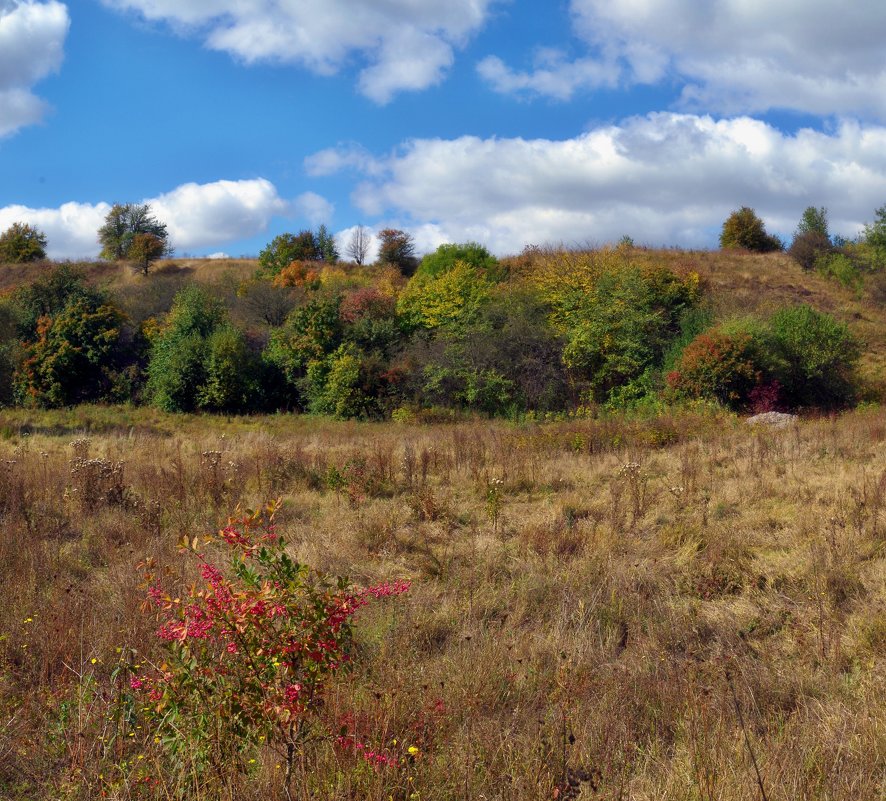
[{"x1": 0, "y1": 202, "x2": 875, "y2": 417}]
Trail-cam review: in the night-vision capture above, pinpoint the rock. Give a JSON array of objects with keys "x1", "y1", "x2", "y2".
[{"x1": 746, "y1": 411, "x2": 798, "y2": 429}]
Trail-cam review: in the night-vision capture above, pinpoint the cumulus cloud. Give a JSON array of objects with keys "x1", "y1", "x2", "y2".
[
  {"x1": 480, "y1": 1, "x2": 886, "y2": 119},
  {"x1": 292, "y1": 191, "x2": 334, "y2": 226},
  {"x1": 101, "y1": 0, "x2": 495, "y2": 103},
  {"x1": 0, "y1": 178, "x2": 291, "y2": 258},
  {"x1": 0, "y1": 201, "x2": 109, "y2": 258},
  {"x1": 313, "y1": 114, "x2": 886, "y2": 253},
  {"x1": 149, "y1": 178, "x2": 288, "y2": 251},
  {"x1": 0, "y1": 0, "x2": 70, "y2": 136}
]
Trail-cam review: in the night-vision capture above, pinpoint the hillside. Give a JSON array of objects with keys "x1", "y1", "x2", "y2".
[
  {"x1": 0, "y1": 246, "x2": 879, "y2": 418},
  {"x1": 1, "y1": 406, "x2": 884, "y2": 800}
]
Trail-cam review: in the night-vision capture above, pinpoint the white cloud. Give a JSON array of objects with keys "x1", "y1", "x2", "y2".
[
  {"x1": 101, "y1": 0, "x2": 495, "y2": 103},
  {"x1": 292, "y1": 191, "x2": 333, "y2": 226},
  {"x1": 304, "y1": 144, "x2": 384, "y2": 178},
  {"x1": 0, "y1": 178, "x2": 290, "y2": 258},
  {"x1": 481, "y1": 1, "x2": 886, "y2": 119},
  {"x1": 0, "y1": 1, "x2": 69, "y2": 136},
  {"x1": 314, "y1": 114, "x2": 886, "y2": 253},
  {"x1": 149, "y1": 178, "x2": 288, "y2": 251},
  {"x1": 0, "y1": 201, "x2": 109, "y2": 258},
  {"x1": 477, "y1": 51, "x2": 618, "y2": 101}
]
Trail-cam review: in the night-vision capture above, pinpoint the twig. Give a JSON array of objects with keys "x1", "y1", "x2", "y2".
[{"x1": 726, "y1": 670, "x2": 769, "y2": 801}]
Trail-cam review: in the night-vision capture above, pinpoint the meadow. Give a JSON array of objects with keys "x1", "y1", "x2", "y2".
[{"x1": 1, "y1": 404, "x2": 884, "y2": 799}]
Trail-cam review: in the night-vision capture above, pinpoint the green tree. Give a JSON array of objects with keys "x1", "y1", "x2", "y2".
[
  {"x1": 197, "y1": 325, "x2": 261, "y2": 412},
  {"x1": 146, "y1": 287, "x2": 226, "y2": 412},
  {"x1": 15, "y1": 299, "x2": 123, "y2": 407},
  {"x1": 13, "y1": 264, "x2": 106, "y2": 339},
  {"x1": 316, "y1": 224, "x2": 339, "y2": 264},
  {"x1": 861, "y1": 204, "x2": 886, "y2": 269},
  {"x1": 719, "y1": 207, "x2": 782, "y2": 252},
  {"x1": 417, "y1": 242, "x2": 499, "y2": 279},
  {"x1": 98, "y1": 203, "x2": 172, "y2": 267},
  {"x1": 769, "y1": 304, "x2": 859, "y2": 408},
  {"x1": 557, "y1": 265, "x2": 699, "y2": 403},
  {"x1": 377, "y1": 228, "x2": 418, "y2": 275},
  {"x1": 258, "y1": 231, "x2": 321, "y2": 276},
  {"x1": 0, "y1": 222, "x2": 47, "y2": 263},
  {"x1": 397, "y1": 260, "x2": 494, "y2": 334},
  {"x1": 796, "y1": 206, "x2": 829, "y2": 239},
  {"x1": 263, "y1": 297, "x2": 344, "y2": 398}
]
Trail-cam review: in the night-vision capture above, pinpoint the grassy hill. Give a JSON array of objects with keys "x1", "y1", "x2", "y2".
[{"x1": 0, "y1": 405, "x2": 884, "y2": 799}]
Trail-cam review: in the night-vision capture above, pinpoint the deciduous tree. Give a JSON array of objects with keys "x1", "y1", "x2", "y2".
[
  {"x1": 719, "y1": 207, "x2": 782, "y2": 252},
  {"x1": 0, "y1": 222, "x2": 47, "y2": 263},
  {"x1": 345, "y1": 225, "x2": 371, "y2": 265},
  {"x1": 98, "y1": 203, "x2": 171, "y2": 269},
  {"x1": 377, "y1": 228, "x2": 418, "y2": 275}
]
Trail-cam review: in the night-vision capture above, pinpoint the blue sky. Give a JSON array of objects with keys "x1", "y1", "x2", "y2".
[{"x1": 2, "y1": 0, "x2": 886, "y2": 259}]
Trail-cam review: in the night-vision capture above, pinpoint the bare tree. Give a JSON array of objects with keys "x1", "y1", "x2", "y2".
[{"x1": 345, "y1": 225, "x2": 371, "y2": 265}]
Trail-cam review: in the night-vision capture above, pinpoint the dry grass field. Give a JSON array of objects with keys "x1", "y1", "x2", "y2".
[{"x1": 0, "y1": 404, "x2": 884, "y2": 799}]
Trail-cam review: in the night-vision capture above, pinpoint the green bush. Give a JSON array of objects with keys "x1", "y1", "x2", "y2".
[
  {"x1": 417, "y1": 242, "x2": 500, "y2": 279},
  {"x1": 769, "y1": 304, "x2": 859, "y2": 408},
  {"x1": 720, "y1": 207, "x2": 782, "y2": 252},
  {"x1": 397, "y1": 260, "x2": 494, "y2": 334},
  {"x1": 0, "y1": 222, "x2": 47, "y2": 263},
  {"x1": 15, "y1": 299, "x2": 124, "y2": 407},
  {"x1": 302, "y1": 344, "x2": 392, "y2": 419},
  {"x1": 264, "y1": 297, "x2": 344, "y2": 394},
  {"x1": 13, "y1": 264, "x2": 106, "y2": 338},
  {"x1": 147, "y1": 287, "x2": 228, "y2": 412},
  {"x1": 561, "y1": 265, "x2": 698, "y2": 402},
  {"x1": 258, "y1": 231, "x2": 321, "y2": 276},
  {"x1": 816, "y1": 251, "x2": 863, "y2": 291},
  {"x1": 197, "y1": 325, "x2": 261, "y2": 412}
]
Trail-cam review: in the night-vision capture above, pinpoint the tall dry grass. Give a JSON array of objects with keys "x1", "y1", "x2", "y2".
[{"x1": 0, "y1": 405, "x2": 884, "y2": 799}]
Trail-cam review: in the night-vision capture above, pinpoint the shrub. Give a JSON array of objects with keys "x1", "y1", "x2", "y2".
[
  {"x1": 146, "y1": 287, "x2": 229, "y2": 411},
  {"x1": 13, "y1": 264, "x2": 106, "y2": 338},
  {"x1": 14, "y1": 299, "x2": 124, "y2": 407},
  {"x1": 816, "y1": 251, "x2": 863, "y2": 291},
  {"x1": 197, "y1": 325, "x2": 261, "y2": 412},
  {"x1": 272, "y1": 260, "x2": 322, "y2": 289},
  {"x1": 264, "y1": 297, "x2": 344, "y2": 394},
  {"x1": 259, "y1": 231, "x2": 322, "y2": 276},
  {"x1": 863, "y1": 204, "x2": 886, "y2": 252},
  {"x1": 397, "y1": 260, "x2": 494, "y2": 334},
  {"x1": 719, "y1": 207, "x2": 782, "y2": 252},
  {"x1": 769, "y1": 304, "x2": 859, "y2": 408},
  {"x1": 667, "y1": 328, "x2": 767, "y2": 409},
  {"x1": 417, "y1": 242, "x2": 499, "y2": 279},
  {"x1": 133, "y1": 505, "x2": 409, "y2": 798},
  {"x1": 303, "y1": 344, "x2": 393, "y2": 419},
  {"x1": 0, "y1": 222, "x2": 47, "y2": 263},
  {"x1": 789, "y1": 230, "x2": 833, "y2": 270},
  {"x1": 560, "y1": 265, "x2": 700, "y2": 402}
]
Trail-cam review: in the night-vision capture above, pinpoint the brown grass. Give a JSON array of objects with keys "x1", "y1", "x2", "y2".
[{"x1": 0, "y1": 405, "x2": 884, "y2": 799}]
